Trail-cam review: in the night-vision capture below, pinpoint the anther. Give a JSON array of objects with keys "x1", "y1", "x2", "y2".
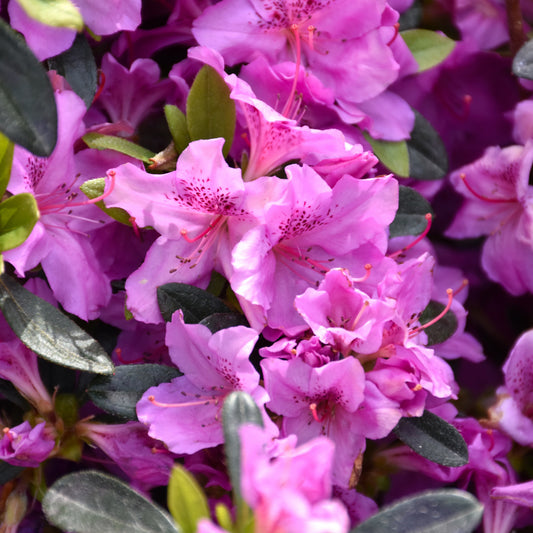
[
  {"x1": 352, "y1": 264, "x2": 372, "y2": 283},
  {"x1": 349, "y1": 300, "x2": 370, "y2": 331},
  {"x1": 309, "y1": 402, "x2": 326, "y2": 423},
  {"x1": 453, "y1": 278, "x2": 469, "y2": 297},
  {"x1": 307, "y1": 25, "x2": 316, "y2": 49}
]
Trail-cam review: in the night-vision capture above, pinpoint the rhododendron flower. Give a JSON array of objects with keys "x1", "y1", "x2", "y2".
[
  {"x1": 446, "y1": 143, "x2": 533, "y2": 295},
  {"x1": 105, "y1": 138, "x2": 255, "y2": 323},
  {"x1": 137, "y1": 313, "x2": 272, "y2": 454},
  {"x1": 0, "y1": 421, "x2": 55, "y2": 468}
]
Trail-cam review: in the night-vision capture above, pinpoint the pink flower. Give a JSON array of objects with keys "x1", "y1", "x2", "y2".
[{"x1": 0, "y1": 421, "x2": 55, "y2": 468}]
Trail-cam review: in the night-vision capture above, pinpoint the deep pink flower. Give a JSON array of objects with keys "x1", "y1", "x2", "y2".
[{"x1": 0, "y1": 421, "x2": 55, "y2": 468}]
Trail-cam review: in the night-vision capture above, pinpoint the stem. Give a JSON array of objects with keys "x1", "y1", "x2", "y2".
[{"x1": 506, "y1": 0, "x2": 526, "y2": 57}]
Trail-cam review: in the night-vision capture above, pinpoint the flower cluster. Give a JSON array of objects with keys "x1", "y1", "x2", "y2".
[{"x1": 0, "y1": 0, "x2": 532, "y2": 532}]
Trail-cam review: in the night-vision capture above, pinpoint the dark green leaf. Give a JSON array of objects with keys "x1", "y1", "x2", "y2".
[
  {"x1": 88, "y1": 364, "x2": 182, "y2": 420},
  {"x1": 165, "y1": 105, "x2": 191, "y2": 154},
  {"x1": 363, "y1": 133, "x2": 409, "y2": 178},
  {"x1": 389, "y1": 186, "x2": 434, "y2": 238},
  {"x1": 157, "y1": 283, "x2": 231, "y2": 323},
  {"x1": 48, "y1": 34, "x2": 97, "y2": 108},
  {"x1": 0, "y1": 18, "x2": 57, "y2": 156},
  {"x1": 82, "y1": 133, "x2": 156, "y2": 163},
  {"x1": 398, "y1": 0, "x2": 422, "y2": 31},
  {"x1": 0, "y1": 378, "x2": 30, "y2": 410},
  {"x1": 42, "y1": 470, "x2": 180, "y2": 533},
  {"x1": 0, "y1": 132, "x2": 14, "y2": 199},
  {"x1": 351, "y1": 489, "x2": 483, "y2": 533},
  {"x1": 199, "y1": 312, "x2": 248, "y2": 334},
  {"x1": 0, "y1": 461, "x2": 25, "y2": 485},
  {"x1": 0, "y1": 193, "x2": 39, "y2": 252},
  {"x1": 419, "y1": 300, "x2": 458, "y2": 345},
  {"x1": 16, "y1": 0, "x2": 83, "y2": 30},
  {"x1": 513, "y1": 39, "x2": 533, "y2": 80},
  {"x1": 401, "y1": 29, "x2": 456, "y2": 72},
  {"x1": 0, "y1": 274, "x2": 114, "y2": 374},
  {"x1": 186, "y1": 65, "x2": 236, "y2": 157},
  {"x1": 168, "y1": 464, "x2": 210, "y2": 533},
  {"x1": 222, "y1": 391, "x2": 263, "y2": 503},
  {"x1": 80, "y1": 178, "x2": 132, "y2": 226},
  {"x1": 407, "y1": 111, "x2": 448, "y2": 180},
  {"x1": 393, "y1": 410, "x2": 468, "y2": 467}
]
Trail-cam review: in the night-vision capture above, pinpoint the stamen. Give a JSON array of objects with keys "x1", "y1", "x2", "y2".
[
  {"x1": 460, "y1": 173, "x2": 515, "y2": 203},
  {"x1": 352, "y1": 264, "x2": 372, "y2": 283},
  {"x1": 307, "y1": 25, "x2": 316, "y2": 50},
  {"x1": 275, "y1": 244, "x2": 331, "y2": 275},
  {"x1": 348, "y1": 300, "x2": 370, "y2": 331},
  {"x1": 309, "y1": 402, "x2": 326, "y2": 423},
  {"x1": 453, "y1": 278, "x2": 469, "y2": 297},
  {"x1": 409, "y1": 288, "x2": 453, "y2": 337},
  {"x1": 115, "y1": 347, "x2": 144, "y2": 365},
  {"x1": 281, "y1": 24, "x2": 302, "y2": 117},
  {"x1": 129, "y1": 216, "x2": 141, "y2": 239},
  {"x1": 148, "y1": 395, "x2": 219, "y2": 409},
  {"x1": 180, "y1": 215, "x2": 223, "y2": 243},
  {"x1": 389, "y1": 213, "x2": 432, "y2": 259},
  {"x1": 92, "y1": 70, "x2": 106, "y2": 104},
  {"x1": 386, "y1": 23, "x2": 400, "y2": 46},
  {"x1": 461, "y1": 94, "x2": 472, "y2": 118}
]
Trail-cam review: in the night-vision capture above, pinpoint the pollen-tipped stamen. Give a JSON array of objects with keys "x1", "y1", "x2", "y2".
[
  {"x1": 148, "y1": 395, "x2": 219, "y2": 409},
  {"x1": 460, "y1": 173, "x2": 515, "y2": 203},
  {"x1": 352, "y1": 264, "x2": 372, "y2": 283},
  {"x1": 389, "y1": 213, "x2": 432, "y2": 259},
  {"x1": 409, "y1": 288, "x2": 454, "y2": 337},
  {"x1": 282, "y1": 24, "x2": 302, "y2": 118}
]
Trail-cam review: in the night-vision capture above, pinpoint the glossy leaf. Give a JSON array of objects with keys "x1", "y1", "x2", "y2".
[
  {"x1": 0, "y1": 18, "x2": 57, "y2": 156},
  {"x1": 401, "y1": 29, "x2": 456, "y2": 72},
  {"x1": 16, "y1": 0, "x2": 83, "y2": 30},
  {"x1": 222, "y1": 391, "x2": 263, "y2": 503},
  {"x1": 513, "y1": 39, "x2": 533, "y2": 80},
  {"x1": 88, "y1": 364, "x2": 182, "y2": 420},
  {"x1": 0, "y1": 193, "x2": 39, "y2": 252},
  {"x1": 0, "y1": 274, "x2": 114, "y2": 374},
  {"x1": 351, "y1": 489, "x2": 483, "y2": 533},
  {"x1": 165, "y1": 104, "x2": 191, "y2": 154},
  {"x1": 406, "y1": 111, "x2": 448, "y2": 180},
  {"x1": 157, "y1": 283, "x2": 232, "y2": 323},
  {"x1": 82, "y1": 133, "x2": 156, "y2": 163},
  {"x1": 393, "y1": 410, "x2": 468, "y2": 467},
  {"x1": 168, "y1": 464, "x2": 210, "y2": 533},
  {"x1": 364, "y1": 133, "x2": 409, "y2": 178},
  {"x1": 47, "y1": 33, "x2": 97, "y2": 108},
  {"x1": 80, "y1": 178, "x2": 132, "y2": 226},
  {"x1": 43, "y1": 470, "x2": 180, "y2": 533},
  {"x1": 0, "y1": 133, "x2": 14, "y2": 198},
  {"x1": 389, "y1": 186, "x2": 434, "y2": 238},
  {"x1": 186, "y1": 65, "x2": 236, "y2": 157},
  {"x1": 419, "y1": 300, "x2": 458, "y2": 345}
]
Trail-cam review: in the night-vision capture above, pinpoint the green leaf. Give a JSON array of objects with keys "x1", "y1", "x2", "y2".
[
  {"x1": 186, "y1": 65, "x2": 236, "y2": 157},
  {"x1": 222, "y1": 392, "x2": 263, "y2": 503},
  {"x1": 168, "y1": 464, "x2": 210, "y2": 533},
  {"x1": 364, "y1": 133, "x2": 409, "y2": 177},
  {"x1": 87, "y1": 364, "x2": 182, "y2": 420},
  {"x1": 407, "y1": 110, "x2": 448, "y2": 180},
  {"x1": 393, "y1": 410, "x2": 468, "y2": 467},
  {"x1": 419, "y1": 300, "x2": 458, "y2": 346},
  {"x1": 0, "y1": 18, "x2": 57, "y2": 156},
  {"x1": 82, "y1": 133, "x2": 156, "y2": 163},
  {"x1": 513, "y1": 39, "x2": 533, "y2": 80},
  {"x1": 389, "y1": 186, "x2": 434, "y2": 238},
  {"x1": 0, "y1": 462, "x2": 25, "y2": 485},
  {"x1": 80, "y1": 178, "x2": 132, "y2": 226},
  {"x1": 401, "y1": 29, "x2": 456, "y2": 72},
  {"x1": 0, "y1": 133, "x2": 14, "y2": 198},
  {"x1": 43, "y1": 471, "x2": 180, "y2": 533},
  {"x1": 157, "y1": 283, "x2": 232, "y2": 323},
  {"x1": 0, "y1": 193, "x2": 39, "y2": 252},
  {"x1": 351, "y1": 489, "x2": 483, "y2": 533},
  {"x1": 165, "y1": 105, "x2": 191, "y2": 154},
  {"x1": 0, "y1": 274, "x2": 114, "y2": 374},
  {"x1": 47, "y1": 34, "x2": 97, "y2": 108},
  {"x1": 16, "y1": 0, "x2": 83, "y2": 30},
  {"x1": 199, "y1": 312, "x2": 248, "y2": 334}
]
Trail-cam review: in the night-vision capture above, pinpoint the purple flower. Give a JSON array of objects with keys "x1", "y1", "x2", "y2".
[
  {"x1": 446, "y1": 143, "x2": 533, "y2": 295},
  {"x1": 136, "y1": 312, "x2": 273, "y2": 454},
  {"x1": 0, "y1": 421, "x2": 55, "y2": 468}
]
